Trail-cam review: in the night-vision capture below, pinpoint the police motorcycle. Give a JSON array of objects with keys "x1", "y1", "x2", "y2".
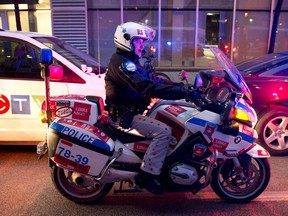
[{"x1": 37, "y1": 47, "x2": 271, "y2": 204}]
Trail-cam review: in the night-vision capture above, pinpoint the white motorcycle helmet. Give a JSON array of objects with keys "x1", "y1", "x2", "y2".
[{"x1": 114, "y1": 22, "x2": 156, "y2": 52}]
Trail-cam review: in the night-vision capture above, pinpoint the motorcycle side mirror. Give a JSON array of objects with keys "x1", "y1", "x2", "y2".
[
  {"x1": 179, "y1": 70, "x2": 188, "y2": 81},
  {"x1": 194, "y1": 74, "x2": 203, "y2": 88}
]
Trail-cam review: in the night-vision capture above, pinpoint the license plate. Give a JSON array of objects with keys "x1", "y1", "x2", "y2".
[{"x1": 53, "y1": 139, "x2": 109, "y2": 176}]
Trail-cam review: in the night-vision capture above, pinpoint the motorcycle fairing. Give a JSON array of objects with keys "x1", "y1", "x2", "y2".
[
  {"x1": 235, "y1": 98, "x2": 258, "y2": 126},
  {"x1": 186, "y1": 110, "x2": 258, "y2": 154},
  {"x1": 47, "y1": 118, "x2": 116, "y2": 176},
  {"x1": 113, "y1": 140, "x2": 144, "y2": 164},
  {"x1": 148, "y1": 101, "x2": 199, "y2": 151},
  {"x1": 244, "y1": 143, "x2": 270, "y2": 158},
  {"x1": 49, "y1": 118, "x2": 114, "y2": 152}
]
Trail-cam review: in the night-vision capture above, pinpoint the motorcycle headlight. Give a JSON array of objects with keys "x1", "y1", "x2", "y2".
[{"x1": 232, "y1": 108, "x2": 250, "y2": 122}]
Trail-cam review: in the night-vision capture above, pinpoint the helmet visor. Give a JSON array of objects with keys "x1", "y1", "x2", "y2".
[{"x1": 138, "y1": 22, "x2": 156, "y2": 41}]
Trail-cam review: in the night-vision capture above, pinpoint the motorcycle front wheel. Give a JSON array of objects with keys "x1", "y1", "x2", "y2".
[
  {"x1": 51, "y1": 166, "x2": 114, "y2": 203},
  {"x1": 211, "y1": 156, "x2": 270, "y2": 203}
]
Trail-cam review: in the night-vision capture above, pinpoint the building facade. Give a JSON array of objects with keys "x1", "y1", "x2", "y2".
[{"x1": 0, "y1": 0, "x2": 287, "y2": 69}]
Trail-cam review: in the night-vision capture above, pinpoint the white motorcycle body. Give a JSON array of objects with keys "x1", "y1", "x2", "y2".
[
  {"x1": 42, "y1": 47, "x2": 271, "y2": 203},
  {"x1": 47, "y1": 96, "x2": 268, "y2": 184}
]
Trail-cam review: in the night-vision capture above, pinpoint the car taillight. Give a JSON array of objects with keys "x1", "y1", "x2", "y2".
[{"x1": 224, "y1": 44, "x2": 229, "y2": 53}]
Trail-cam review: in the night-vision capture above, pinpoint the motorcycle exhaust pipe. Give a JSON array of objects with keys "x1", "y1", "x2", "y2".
[
  {"x1": 71, "y1": 172, "x2": 84, "y2": 185},
  {"x1": 71, "y1": 173, "x2": 102, "y2": 189}
]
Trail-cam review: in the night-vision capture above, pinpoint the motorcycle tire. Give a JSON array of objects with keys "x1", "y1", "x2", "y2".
[
  {"x1": 255, "y1": 106, "x2": 288, "y2": 156},
  {"x1": 51, "y1": 166, "x2": 114, "y2": 204},
  {"x1": 210, "y1": 156, "x2": 270, "y2": 203}
]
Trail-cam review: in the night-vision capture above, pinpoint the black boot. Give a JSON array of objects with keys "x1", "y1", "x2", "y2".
[{"x1": 135, "y1": 170, "x2": 163, "y2": 194}]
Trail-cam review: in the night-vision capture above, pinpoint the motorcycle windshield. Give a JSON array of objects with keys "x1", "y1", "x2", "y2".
[{"x1": 209, "y1": 47, "x2": 253, "y2": 103}]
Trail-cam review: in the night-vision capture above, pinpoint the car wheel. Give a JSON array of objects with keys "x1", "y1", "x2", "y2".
[{"x1": 255, "y1": 106, "x2": 288, "y2": 156}]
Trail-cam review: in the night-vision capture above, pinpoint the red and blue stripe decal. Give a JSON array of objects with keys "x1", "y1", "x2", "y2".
[
  {"x1": 50, "y1": 121, "x2": 112, "y2": 151},
  {"x1": 187, "y1": 117, "x2": 256, "y2": 143}
]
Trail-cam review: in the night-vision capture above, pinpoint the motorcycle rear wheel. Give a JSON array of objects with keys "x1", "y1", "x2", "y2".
[
  {"x1": 211, "y1": 156, "x2": 270, "y2": 203},
  {"x1": 51, "y1": 166, "x2": 114, "y2": 203}
]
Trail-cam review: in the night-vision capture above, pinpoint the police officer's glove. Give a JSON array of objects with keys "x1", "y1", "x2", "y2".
[{"x1": 185, "y1": 89, "x2": 202, "y2": 102}]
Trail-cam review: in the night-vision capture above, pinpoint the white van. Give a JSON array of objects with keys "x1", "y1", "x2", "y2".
[{"x1": 0, "y1": 30, "x2": 106, "y2": 144}]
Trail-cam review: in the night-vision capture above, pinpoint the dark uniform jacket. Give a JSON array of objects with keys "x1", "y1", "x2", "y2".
[{"x1": 105, "y1": 48, "x2": 189, "y2": 115}]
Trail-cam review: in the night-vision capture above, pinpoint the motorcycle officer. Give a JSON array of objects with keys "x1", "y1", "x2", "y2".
[{"x1": 105, "y1": 22, "x2": 200, "y2": 194}]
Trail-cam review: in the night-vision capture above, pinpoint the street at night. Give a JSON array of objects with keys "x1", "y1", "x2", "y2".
[{"x1": 1, "y1": 145, "x2": 288, "y2": 216}]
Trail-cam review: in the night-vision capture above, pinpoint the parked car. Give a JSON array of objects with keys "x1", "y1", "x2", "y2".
[
  {"x1": 0, "y1": 30, "x2": 106, "y2": 144},
  {"x1": 236, "y1": 52, "x2": 288, "y2": 156}
]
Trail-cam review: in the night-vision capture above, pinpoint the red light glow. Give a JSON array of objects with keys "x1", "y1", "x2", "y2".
[
  {"x1": 150, "y1": 46, "x2": 156, "y2": 53},
  {"x1": 49, "y1": 65, "x2": 64, "y2": 81},
  {"x1": 272, "y1": 93, "x2": 279, "y2": 100},
  {"x1": 257, "y1": 149, "x2": 270, "y2": 156}
]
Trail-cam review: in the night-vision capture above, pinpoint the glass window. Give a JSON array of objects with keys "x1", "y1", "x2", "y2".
[
  {"x1": 161, "y1": 10, "x2": 197, "y2": 67},
  {"x1": 34, "y1": 36, "x2": 98, "y2": 83},
  {"x1": 197, "y1": 0, "x2": 233, "y2": 67},
  {"x1": 34, "y1": 0, "x2": 51, "y2": 10},
  {"x1": 0, "y1": 39, "x2": 41, "y2": 79},
  {"x1": 6, "y1": 6, "x2": 51, "y2": 34},
  {"x1": 282, "y1": 0, "x2": 288, "y2": 10},
  {"x1": 200, "y1": 0, "x2": 233, "y2": 9},
  {"x1": 35, "y1": 10, "x2": 52, "y2": 35},
  {"x1": 160, "y1": 1, "x2": 196, "y2": 67},
  {"x1": 34, "y1": 37, "x2": 99, "y2": 83},
  {"x1": 274, "y1": 12, "x2": 288, "y2": 53},
  {"x1": 237, "y1": 0, "x2": 271, "y2": 10},
  {"x1": 162, "y1": 0, "x2": 196, "y2": 8},
  {"x1": 87, "y1": 0, "x2": 120, "y2": 8},
  {"x1": 124, "y1": 0, "x2": 158, "y2": 8},
  {"x1": 35, "y1": 37, "x2": 101, "y2": 70},
  {"x1": 0, "y1": 37, "x2": 86, "y2": 83},
  {"x1": 7, "y1": 11, "x2": 30, "y2": 32},
  {"x1": 234, "y1": 11, "x2": 270, "y2": 64},
  {"x1": 273, "y1": 67, "x2": 288, "y2": 77},
  {"x1": 88, "y1": 9, "x2": 121, "y2": 67}
]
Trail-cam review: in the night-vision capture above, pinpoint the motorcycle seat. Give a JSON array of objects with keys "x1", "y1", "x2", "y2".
[
  {"x1": 95, "y1": 122, "x2": 151, "y2": 144},
  {"x1": 86, "y1": 95, "x2": 105, "y2": 115}
]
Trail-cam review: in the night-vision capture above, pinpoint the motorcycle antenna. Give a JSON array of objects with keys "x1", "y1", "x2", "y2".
[
  {"x1": 37, "y1": 49, "x2": 53, "y2": 159},
  {"x1": 40, "y1": 49, "x2": 53, "y2": 126}
]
